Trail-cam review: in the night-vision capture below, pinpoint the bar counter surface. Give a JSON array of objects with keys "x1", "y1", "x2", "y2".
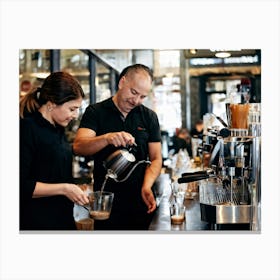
[
  {"x1": 149, "y1": 173, "x2": 209, "y2": 231},
  {"x1": 149, "y1": 173, "x2": 255, "y2": 231}
]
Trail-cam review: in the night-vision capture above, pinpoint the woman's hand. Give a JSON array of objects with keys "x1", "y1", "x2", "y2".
[{"x1": 64, "y1": 184, "x2": 89, "y2": 205}]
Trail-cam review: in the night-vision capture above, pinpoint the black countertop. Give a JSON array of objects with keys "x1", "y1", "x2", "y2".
[{"x1": 149, "y1": 173, "x2": 209, "y2": 231}]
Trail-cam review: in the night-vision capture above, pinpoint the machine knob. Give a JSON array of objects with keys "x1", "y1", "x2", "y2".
[{"x1": 219, "y1": 128, "x2": 230, "y2": 138}]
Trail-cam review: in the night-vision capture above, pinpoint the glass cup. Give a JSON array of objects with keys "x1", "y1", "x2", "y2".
[
  {"x1": 75, "y1": 218, "x2": 94, "y2": 230},
  {"x1": 88, "y1": 191, "x2": 114, "y2": 220},
  {"x1": 73, "y1": 203, "x2": 94, "y2": 230},
  {"x1": 170, "y1": 204, "x2": 186, "y2": 225}
]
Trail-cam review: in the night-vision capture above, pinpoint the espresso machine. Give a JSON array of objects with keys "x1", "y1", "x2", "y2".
[{"x1": 178, "y1": 103, "x2": 261, "y2": 230}]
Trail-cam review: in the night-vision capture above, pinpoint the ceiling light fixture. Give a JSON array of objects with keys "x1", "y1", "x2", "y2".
[
  {"x1": 215, "y1": 51, "x2": 231, "y2": 58},
  {"x1": 30, "y1": 72, "x2": 50, "y2": 79}
]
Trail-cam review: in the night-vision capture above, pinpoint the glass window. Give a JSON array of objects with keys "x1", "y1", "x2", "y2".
[
  {"x1": 96, "y1": 61, "x2": 111, "y2": 102},
  {"x1": 94, "y1": 49, "x2": 132, "y2": 72},
  {"x1": 144, "y1": 50, "x2": 181, "y2": 135},
  {"x1": 60, "y1": 50, "x2": 90, "y2": 112},
  {"x1": 148, "y1": 76, "x2": 181, "y2": 134},
  {"x1": 19, "y1": 49, "x2": 50, "y2": 95}
]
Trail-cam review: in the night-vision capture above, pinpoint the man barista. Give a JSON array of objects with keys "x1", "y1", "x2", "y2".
[{"x1": 73, "y1": 64, "x2": 162, "y2": 230}]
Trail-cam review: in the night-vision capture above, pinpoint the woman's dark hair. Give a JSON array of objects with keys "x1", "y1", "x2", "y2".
[
  {"x1": 20, "y1": 71, "x2": 85, "y2": 118},
  {"x1": 117, "y1": 64, "x2": 153, "y2": 84}
]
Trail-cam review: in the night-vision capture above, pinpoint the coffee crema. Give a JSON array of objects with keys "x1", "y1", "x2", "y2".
[
  {"x1": 90, "y1": 210, "x2": 110, "y2": 220},
  {"x1": 171, "y1": 215, "x2": 185, "y2": 225}
]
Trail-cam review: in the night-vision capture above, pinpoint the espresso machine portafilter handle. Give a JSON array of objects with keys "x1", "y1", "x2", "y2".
[
  {"x1": 178, "y1": 173, "x2": 211, "y2": 183},
  {"x1": 181, "y1": 169, "x2": 213, "y2": 177},
  {"x1": 178, "y1": 168, "x2": 216, "y2": 183}
]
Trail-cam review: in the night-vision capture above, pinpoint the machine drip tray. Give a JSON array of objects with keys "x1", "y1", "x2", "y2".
[{"x1": 200, "y1": 203, "x2": 252, "y2": 224}]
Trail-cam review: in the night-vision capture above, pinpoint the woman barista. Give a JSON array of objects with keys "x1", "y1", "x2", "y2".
[{"x1": 20, "y1": 71, "x2": 89, "y2": 230}]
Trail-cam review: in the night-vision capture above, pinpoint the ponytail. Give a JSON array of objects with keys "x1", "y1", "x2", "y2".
[{"x1": 19, "y1": 88, "x2": 41, "y2": 118}]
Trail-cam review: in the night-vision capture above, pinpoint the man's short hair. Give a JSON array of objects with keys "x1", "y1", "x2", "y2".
[{"x1": 117, "y1": 64, "x2": 153, "y2": 84}]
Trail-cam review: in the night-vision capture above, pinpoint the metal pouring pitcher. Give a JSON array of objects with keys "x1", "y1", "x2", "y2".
[{"x1": 103, "y1": 148, "x2": 151, "y2": 182}]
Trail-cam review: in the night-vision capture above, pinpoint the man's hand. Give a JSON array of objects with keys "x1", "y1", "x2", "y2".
[
  {"x1": 141, "y1": 186, "x2": 156, "y2": 213},
  {"x1": 106, "y1": 131, "x2": 135, "y2": 147}
]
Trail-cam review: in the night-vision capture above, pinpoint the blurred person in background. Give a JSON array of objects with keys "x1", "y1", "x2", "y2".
[
  {"x1": 20, "y1": 80, "x2": 32, "y2": 98},
  {"x1": 20, "y1": 71, "x2": 89, "y2": 230},
  {"x1": 170, "y1": 128, "x2": 192, "y2": 157},
  {"x1": 190, "y1": 119, "x2": 204, "y2": 140}
]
